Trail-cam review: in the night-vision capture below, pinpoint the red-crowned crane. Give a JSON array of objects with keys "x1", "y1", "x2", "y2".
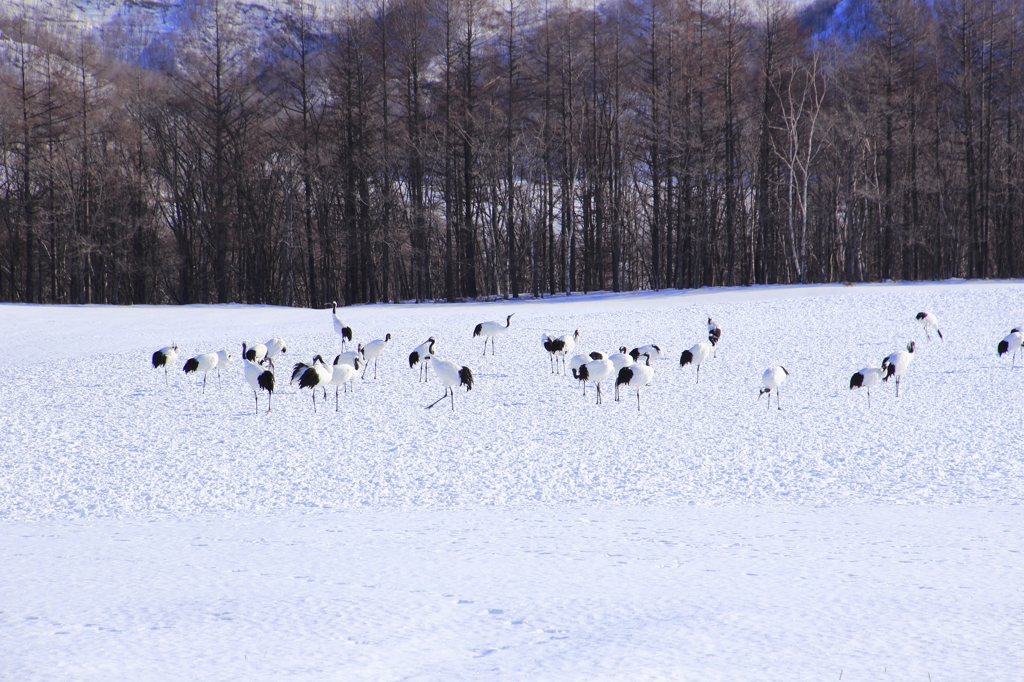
[
  {"x1": 608, "y1": 347, "x2": 634, "y2": 401},
  {"x1": 542, "y1": 329, "x2": 579, "y2": 374},
  {"x1": 329, "y1": 354, "x2": 363, "y2": 409},
  {"x1": 616, "y1": 352, "x2": 655, "y2": 412},
  {"x1": 569, "y1": 354, "x2": 590, "y2": 395},
  {"x1": 426, "y1": 356, "x2": 474, "y2": 411},
  {"x1": 152, "y1": 344, "x2": 179, "y2": 384},
  {"x1": 409, "y1": 337, "x2": 436, "y2": 382},
  {"x1": 577, "y1": 358, "x2": 615, "y2": 405},
  {"x1": 264, "y1": 337, "x2": 287, "y2": 369},
  {"x1": 882, "y1": 341, "x2": 915, "y2": 396},
  {"x1": 183, "y1": 352, "x2": 219, "y2": 394},
  {"x1": 759, "y1": 366, "x2": 790, "y2": 410},
  {"x1": 998, "y1": 328, "x2": 1023, "y2": 368},
  {"x1": 215, "y1": 349, "x2": 232, "y2": 386},
  {"x1": 332, "y1": 302, "x2": 353, "y2": 350},
  {"x1": 292, "y1": 355, "x2": 332, "y2": 413},
  {"x1": 473, "y1": 314, "x2": 514, "y2": 355},
  {"x1": 629, "y1": 344, "x2": 663, "y2": 363},
  {"x1": 708, "y1": 317, "x2": 722, "y2": 356},
  {"x1": 360, "y1": 333, "x2": 392, "y2": 379},
  {"x1": 915, "y1": 312, "x2": 943, "y2": 341},
  {"x1": 243, "y1": 352, "x2": 275, "y2": 415},
  {"x1": 849, "y1": 366, "x2": 885, "y2": 408},
  {"x1": 244, "y1": 342, "x2": 268, "y2": 365},
  {"x1": 679, "y1": 342, "x2": 714, "y2": 384}
]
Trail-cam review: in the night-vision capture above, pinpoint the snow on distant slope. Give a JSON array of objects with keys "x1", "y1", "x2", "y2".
[{"x1": 2, "y1": 280, "x2": 1023, "y2": 521}]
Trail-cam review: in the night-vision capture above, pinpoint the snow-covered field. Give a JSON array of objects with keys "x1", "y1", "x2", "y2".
[{"x1": 2, "y1": 281, "x2": 1023, "y2": 680}]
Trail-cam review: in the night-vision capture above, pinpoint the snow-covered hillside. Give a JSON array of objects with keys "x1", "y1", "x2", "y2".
[{"x1": 1, "y1": 281, "x2": 1022, "y2": 680}]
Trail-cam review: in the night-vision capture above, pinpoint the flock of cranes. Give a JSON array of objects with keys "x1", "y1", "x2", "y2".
[{"x1": 151, "y1": 304, "x2": 1022, "y2": 415}]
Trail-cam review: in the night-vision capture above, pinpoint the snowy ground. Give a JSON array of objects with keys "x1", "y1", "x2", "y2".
[{"x1": 2, "y1": 281, "x2": 1023, "y2": 680}]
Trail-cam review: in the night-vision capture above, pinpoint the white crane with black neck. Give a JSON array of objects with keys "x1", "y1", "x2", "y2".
[
  {"x1": 409, "y1": 337, "x2": 436, "y2": 382},
  {"x1": 473, "y1": 314, "x2": 514, "y2": 355}
]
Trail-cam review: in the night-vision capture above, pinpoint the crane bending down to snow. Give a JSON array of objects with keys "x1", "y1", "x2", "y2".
[
  {"x1": 426, "y1": 357, "x2": 474, "y2": 411},
  {"x1": 183, "y1": 352, "x2": 219, "y2": 394},
  {"x1": 759, "y1": 366, "x2": 790, "y2": 410},
  {"x1": 849, "y1": 366, "x2": 884, "y2": 407},
  {"x1": 915, "y1": 312, "x2": 943, "y2": 341}
]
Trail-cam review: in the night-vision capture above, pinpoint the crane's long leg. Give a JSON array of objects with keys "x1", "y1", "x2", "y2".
[
  {"x1": 777, "y1": 387, "x2": 782, "y2": 410},
  {"x1": 267, "y1": 391, "x2": 272, "y2": 414},
  {"x1": 312, "y1": 390, "x2": 317, "y2": 413},
  {"x1": 636, "y1": 388, "x2": 641, "y2": 412},
  {"x1": 696, "y1": 364, "x2": 701, "y2": 385},
  {"x1": 426, "y1": 389, "x2": 449, "y2": 409},
  {"x1": 595, "y1": 383, "x2": 601, "y2": 405},
  {"x1": 253, "y1": 390, "x2": 259, "y2": 416},
  {"x1": 450, "y1": 388, "x2": 455, "y2": 411},
  {"x1": 867, "y1": 387, "x2": 871, "y2": 408},
  {"x1": 203, "y1": 374, "x2": 207, "y2": 394}
]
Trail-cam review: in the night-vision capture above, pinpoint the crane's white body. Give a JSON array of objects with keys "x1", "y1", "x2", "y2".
[
  {"x1": 629, "y1": 344, "x2": 663, "y2": 362},
  {"x1": 426, "y1": 357, "x2": 474, "y2": 411},
  {"x1": 214, "y1": 349, "x2": 232, "y2": 386},
  {"x1": 759, "y1": 366, "x2": 790, "y2": 410},
  {"x1": 915, "y1": 312, "x2": 943, "y2": 341},
  {"x1": 569, "y1": 354, "x2": 591, "y2": 394},
  {"x1": 578, "y1": 358, "x2": 615, "y2": 404},
  {"x1": 244, "y1": 343, "x2": 268, "y2": 365},
  {"x1": 708, "y1": 317, "x2": 722, "y2": 355},
  {"x1": 679, "y1": 342, "x2": 713, "y2": 384},
  {"x1": 183, "y1": 352, "x2": 219, "y2": 393},
  {"x1": 292, "y1": 356, "x2": 332, "y2": 413},
  {"x1": 616, "y1": 353, "x2": 655, "y2": 411},
  {"x1": 608, "y1": 348, "x2": 634, "y2": 401},
  {"x1": 998, "y1": 329, "x2": 1024, "y2": 368},
  {"x1": 263, "y1": 337, "x2": 287, "y2": 368},
  {"x1": 329, "y1": 355, "x2": 362, "y2": 409},
  {"x1": 152, "y1": 344, "x2": 179, "y2": 384},
  {"x1": 332, "y1": 302, "x2": 353, "y2": 350},
  {"x1": 473, "y1": 314, "x2": 514, "y2": 355},
  {"x1": 243, "y1": 356, "x2": 275, "y2": 415},
  {"x1": 882, "y1": 342, "x2": 915, "y2": 396},
  {"x1": 849, "y1": 366, "x2": 884, "y2": 407},
  {"x1": 360, "y1": 333, "x2": 392, "y2": 379}
]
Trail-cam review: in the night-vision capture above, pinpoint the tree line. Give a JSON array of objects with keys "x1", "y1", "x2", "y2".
[{"x1": 1, "y1": 0, "x2": 1022, "y2": 306}]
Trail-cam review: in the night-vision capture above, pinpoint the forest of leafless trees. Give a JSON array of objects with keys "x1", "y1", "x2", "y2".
[{"x1": 1, "y1": 0, "x2": 1022, "y2": 306}]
